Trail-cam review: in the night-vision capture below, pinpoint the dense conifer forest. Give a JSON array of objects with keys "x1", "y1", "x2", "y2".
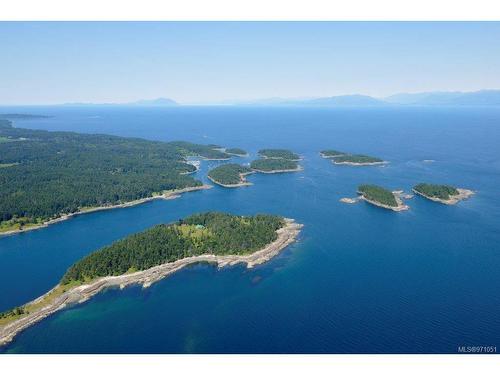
[{"x1": 0, "y1": 120, "x2": 234, "y2": 231}]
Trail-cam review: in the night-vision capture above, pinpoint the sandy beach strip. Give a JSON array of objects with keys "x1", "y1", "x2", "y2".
[{"x1": 0, "y1": 219, "x2": 302, "y2": 346}]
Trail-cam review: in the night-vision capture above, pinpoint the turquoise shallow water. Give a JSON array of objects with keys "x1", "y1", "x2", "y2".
[{"x1": 1, "y1": 106, "x2": 500, "y2": 353}]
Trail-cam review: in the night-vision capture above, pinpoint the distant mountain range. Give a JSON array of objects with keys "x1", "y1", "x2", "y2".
[
  {"x1": 231, "y1": 90, "x2": 500, "y2": 107},
  {"x1": 30, "y1": 90, "x2": 500, "y2": 107},
  {"x1": 63, "y1": 97, "x2": 178, "y2": 107},
  {"x1": 129, "y1": 98, "x2": 178, "y2": 106},
  {"x1": 384, "y1": 90, "x2": 500, "y2": 106},
  {"x1": 231, "y1": 95, "x2": 385, "y2": 106},
  {"x1": 294, "y1": 95, "x2": 385, "y2": 106}
]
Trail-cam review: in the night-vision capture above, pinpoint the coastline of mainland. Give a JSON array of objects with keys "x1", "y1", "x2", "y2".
[{"x1": 0, "y1": 185, "x2": 213, "y2": 237}]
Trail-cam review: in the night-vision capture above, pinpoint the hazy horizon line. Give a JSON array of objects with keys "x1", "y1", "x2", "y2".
[{"x1": 1, "y1": 88, "x2": 500, "y2": 107}]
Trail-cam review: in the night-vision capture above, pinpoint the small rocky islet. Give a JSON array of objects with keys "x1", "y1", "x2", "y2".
[{"x1": 320, "y1": 149, "x2": 386, "y2": 165}]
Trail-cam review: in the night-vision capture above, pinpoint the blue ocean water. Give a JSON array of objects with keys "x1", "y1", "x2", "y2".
[{"x1": 1, "y1": 105, "x2": 499, "y2": 353}]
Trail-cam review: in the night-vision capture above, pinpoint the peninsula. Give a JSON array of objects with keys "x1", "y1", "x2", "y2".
[
  {"x1": 320, "y1": 149, "x2": 386, "y2": 165},
  {"x1": 413, "y1": 183, "x2": 474, "y2": 204},
  {"x1": 0, "y1": 212, "x2": 303, "y2": 346},
  {"x1": 0, "y1": 119, "x2": 238, "y2": 235},
  {"x1": 357, "y1": 184, "x2": 409, "y2": 211},
  {"x1": 207, "y1": 164, "x2": 254, "y2": 187}
]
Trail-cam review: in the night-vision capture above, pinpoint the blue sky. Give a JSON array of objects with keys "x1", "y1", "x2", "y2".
[{"x1": 1, "y1": 22, "x2": 499, "y2": 104}]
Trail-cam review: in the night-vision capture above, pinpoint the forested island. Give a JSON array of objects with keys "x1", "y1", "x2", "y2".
[
  {"x1": 0, "y1": 120, "x2": 242, "y2": 235},
  {"x1": 250, "y1": 158, "x2": 301, "y2": 173},
  {"x1": 258, "y1": 149, "x2": 300, "y2": 161},
  {"x1": 207, "y1": 164, "x2": 254, "y2": 187},
  {"x1": 320, "y1": 149, "x2": 386, "y2": 165},
  {"x1": 334, "y1": 154, "x2": 385, "y2": 165},
  {"x1": 224, "y1": 148, "x2": 248, "y2": 157},
  {"x1": 249, "y1": 148, "x2": 302, "y2": 173},
  {"x1": 0, "y1": 212, "x2": 302, "y2": 346},
  {"x1": 357, "y1": 184, "x2": 409, "y2": 211},
  {"x1": 413, "y1": 183, "x2": 474, "y2": 204}
]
